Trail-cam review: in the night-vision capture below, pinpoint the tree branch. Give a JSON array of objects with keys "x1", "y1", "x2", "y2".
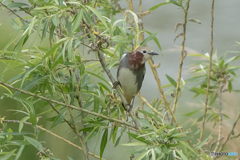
[{"x1": 0, "y1": 82, "x2": 136, "y2": 129}]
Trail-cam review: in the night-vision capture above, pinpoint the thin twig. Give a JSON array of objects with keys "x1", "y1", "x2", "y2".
[
  {"x1": 0, "y1": 2, "x2": 28, "y2": 23},
  {"x1": 1, "y1": 119, "x2": 105, "y2": 160},
  {"x1": 214, "y1": 111, "x2": 240, "y2": 160},
  {"x1": 126, "y1": 0, "x2": 178, "y2": 127},
  {"x1": 200, "y1": 0, "x2": 215, "y2": 142},
  {"x1": 172, "y1": 0, "x2": 190, "y2": 113},
  {"x1": 139, "y1": 96, "x2": 163, "y2": 117},
  {"x1": 0, "y1": 82, "x2": 136, "y2": 129},
  {"x1": 213, "y1": 83, "x2": 223, "y2": 153}
]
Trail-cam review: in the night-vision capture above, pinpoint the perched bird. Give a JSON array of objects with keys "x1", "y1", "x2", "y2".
[{"x1": 116, "y1": 46, "x2": 158, "y2": 111}]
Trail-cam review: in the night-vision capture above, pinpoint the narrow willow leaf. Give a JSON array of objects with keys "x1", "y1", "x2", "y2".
[
  {"x1": 52, "y1": 14, "x2": 60, "y2": 26},
  {"x1": 15, "y1": 145, "x2": 25, "y2": 160},
  {"x1": 176, "y1": 150, "x2": 188, "y2": 160},
  {"x1": 182, "y1": 109, "x2": 200, "y2": 117},
  {"x1": 195, "y1": 133, "x2": 212, "y2": 149},
  {"x1": 8, "y1": 2, "x2": 28, "y2": 8},
  {"x1": 148, "y1": 2, "x2": 170, "y2": 11},
  {"x1": 0, "y1": 149, "x2": 16, "y2": 160},
  {"x1": 100, "y1": 129, "x2": 108, "y2": 158},
  {"x1": 42, "y1": 37, "x2": 69, "y2": 60},
  {"x1": 122, "y1": 142, "x2": 147, "y2": 146},
  {"x1": 143, "y1": 30, "x2": 162, "y2": 51},
  {"x1": 140, "y1": 32, "x2": 158, "y2": 46},
  {"x1": 192, "y1": 87, "x2": 206, "y2": 94},
  {"x1": 72, "y1": 10, "x2": 83, "y2": 33},
  {"x1": 111, "y1": 35, "x2": 131, "y2": 43},
  {"x1": 165, "y1": 74, "x2": 177, "y2": 88},
  {"x1": 93, "y1": 96, "x2": 99, "y2": 113},
  {"x1": 28, "y1": 16, "x2": 36, "y2": 35},
  {"x1": 228, "y1": 81, "x2": 232, "y2": 92},
  {"x1": 86, "y1": 71, "x2": 111, "y2": 86},
  {"x1": 19, "y1": 116, "x2": 29, "y2": 133},
  {"x1": 24, "y1": 136, "x2": 45, "y2": 153},
  {"x1": 50, "y1": 110, "x2": 67, "y2": 129},
  {"x1": 136, "y1": 150, "x2": 148, "y2": 160},
  {"x1": 41, "y1": 19, "x2": 50, "y2": 42},
  {"x1": 87, "y1": 6, "x2": 107, "y2": 28},
  {"x1": 20, "y1": 64, "x2": 41, "y2": 89}
]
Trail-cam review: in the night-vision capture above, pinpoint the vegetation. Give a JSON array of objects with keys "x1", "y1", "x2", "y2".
[{"x1": 0, "y1": 0, "x2": 239, "y2": 159}]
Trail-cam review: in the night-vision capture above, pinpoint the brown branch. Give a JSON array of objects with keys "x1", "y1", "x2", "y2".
[
  {"x1": 200, "y1": 0, "x2": 215, "y2": 142},
  {"x1": 1, "y1": 119, "x2": 105, "y2": 160},
  {"x1": 0, "y1": 82, "x2": 136, "y2": 129}
]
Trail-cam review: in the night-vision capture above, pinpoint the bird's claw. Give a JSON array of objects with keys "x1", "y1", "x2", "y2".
[
  {"x1": 113, "y1": 81, "x2": 120, "y2": 89},
  {"x1": 123, "y1": 104, "x2": 133, "y2": 112}
]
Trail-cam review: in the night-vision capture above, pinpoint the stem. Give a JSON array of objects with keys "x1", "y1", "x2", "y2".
[
  {"x1": 200, "y1": 0, "x2": 215, "y2": 142},
  {"x1": 214, "y1": 111, "x2": 240, "y2": 160},
  {"x1": 213, "y1": 83, "x2": 222, "y2": 153},
  {"x1": 0, "y1": 82, "x2": 136, "y2": 129},
  {"x1": 172, "y1": 0, "x2": 190, "y2": 113}
]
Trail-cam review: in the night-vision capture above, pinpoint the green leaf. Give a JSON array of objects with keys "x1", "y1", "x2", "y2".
[
  {"x1": 8, "y1": 2, "x2": 29, "y2": 8},
  {"x1": 192, "y1": 87, "x2": 206, "y2": 94},
  {"x1": 86, "y1": 71, "x2": 111, "y2": 86},
  {"x1": 127, "y1": 132, "x2": 148, "y2": 144},
  {"x1": 114, "y1": 136, "x2": 121, "y2": 147},
  {"x1": 42, "y1": 19, "x2": 50, "y2": 41},
  {"x1": 111, "y1": 35, "x2": 131, "y2": 43},
  {"x1": 86, "y1": 6, "x2": 108, "y2": 28},
  {"x1": 148, "y1": 2, "x2": 170, "y2": 11},
  {"x1": 24, "y1": 136, "x2": 45, "y2": 153},
  {"x1": 29, "y1": 111, "x2": 37, "y2": 127},
  {"x1": 176, "y1": 150, "x2": 188, "y2": 160},
  {"x1": 22, "y1": 76, "x2": 48, "y2": 91},
  {"x1": 100, "y1": 129, "x2": 108, "y2": 158},
  {"x1": 50, "y1": 110, "x2": 67, "y2": 129},
  {"x1": 0, "y1": 149, "x2": 16, "y2": 160},
  {"x1": 140, "y1": 32, "x2": 158, "y2": 46},
  {"x1": 94, "y1": 96, "x2": 99, "y2": 113},
  {"x1": 135, "y1": 150, "x2": 148, "y2": 160},
  {"x1": 195, "y1": 133, "x2": 212, "y2": 149},
  {"x1": 144, "y1": 30, "x2": 162, "y2": 51},
  {"x1": 166, "y1": 74, "x2": 177, "y2": 88},
  {"x1": 52, "y1": 14, "x2": 60, "y2": 26},
  {"x1": 28, "y1": 16, "x2": 36, "y2": 35},
  {"x1": 182, "y1": 109, "x2": 200, "y2": 117},
  {"x1": 15, "y1": 145, "x2": 25, "y2": 160},
  {"x1": 42, "y1": 38, "x2": 69, "y2": 60},
  {"x1": 228, "y1": 81, "x2": 232, "y2": 92},
  {"x1": 122, "y1": 142, "x2": 147, "y2": 146},
  {"x1": 72, "y1": 10, "x2": 83, "y2": 33},
  {"x1": 219, "y1": 59, "x2": 224, "y2": 70}
]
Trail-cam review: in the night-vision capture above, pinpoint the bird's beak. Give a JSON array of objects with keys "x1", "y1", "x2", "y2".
[{"x1": 148, "y1": 52, "x2": 159, "y2": 55}]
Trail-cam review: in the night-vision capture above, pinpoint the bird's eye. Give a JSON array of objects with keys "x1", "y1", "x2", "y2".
[{"x1": 143, "y1": 50, "x2": 147, "y2": 53}]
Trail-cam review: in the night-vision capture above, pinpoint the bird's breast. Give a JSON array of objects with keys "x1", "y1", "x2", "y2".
[{"x1": 117, "y1": 67, "x2": 138, "y2": 96}]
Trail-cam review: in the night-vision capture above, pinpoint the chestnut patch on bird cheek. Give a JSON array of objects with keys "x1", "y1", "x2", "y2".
[{"x1": 129, "y1": 51, "x2": 145, "y2": 69}]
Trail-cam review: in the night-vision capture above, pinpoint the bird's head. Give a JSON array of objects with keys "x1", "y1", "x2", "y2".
[{"x1": 128, "y1": 46, "x2": 158, "y2": 69}]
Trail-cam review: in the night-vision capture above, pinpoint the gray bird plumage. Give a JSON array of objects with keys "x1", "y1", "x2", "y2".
[{"x1": 116, "y1": 46, "x2": 158, "y2": 108}]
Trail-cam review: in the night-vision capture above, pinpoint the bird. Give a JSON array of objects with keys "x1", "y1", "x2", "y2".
[{"x1": 116, "y1": 46, "x2": 158, "y2": 111}]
